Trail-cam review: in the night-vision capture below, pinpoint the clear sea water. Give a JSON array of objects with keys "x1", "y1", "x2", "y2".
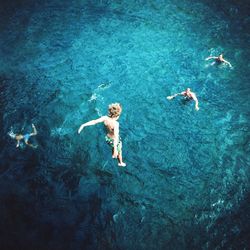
[{"x1": 0, "y1": 0, "x2": 249, "y2": 249}]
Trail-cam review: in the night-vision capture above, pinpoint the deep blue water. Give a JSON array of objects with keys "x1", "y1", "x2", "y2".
[{"x1": 0, "y1": 0, "x2": 250, "y2": 249}]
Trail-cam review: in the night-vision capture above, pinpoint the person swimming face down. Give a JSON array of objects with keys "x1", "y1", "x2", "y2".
[
  {"x1": 205, "y1": 53, "x2": 232, "y2": 67},
  {"x1": 166, "y1": 88, "x2": 199, "y2": 111}
]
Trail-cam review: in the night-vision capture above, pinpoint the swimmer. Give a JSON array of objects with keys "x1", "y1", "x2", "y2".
[
  {"x1": 78, "y1": 103, "x2": 126, "y2": 167},
  {"x1": 167, "y1": 88, "x2": 199, "y2": 111},
  {"x1": 8, "y1": 123, "x2": 38, "y2": 148},
  {"x1": 205, "y1": 53, "x2": 232, "y2": 67}
]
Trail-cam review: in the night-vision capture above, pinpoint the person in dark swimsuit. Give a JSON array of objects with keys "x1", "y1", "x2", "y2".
[
  {"x1": 167, "y1": 88, "x2": 199, "y2": 111},
  {"x1": 205, "y1": 54, "x2": 232, "y2": 67},
  {"x1": 8, "y1": 124, "x2": 38, "y2": 148}
]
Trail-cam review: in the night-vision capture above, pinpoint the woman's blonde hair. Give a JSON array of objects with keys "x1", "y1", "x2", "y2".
[{"x1": 108, "y1": 103, "x2": 122, "y2": 118}]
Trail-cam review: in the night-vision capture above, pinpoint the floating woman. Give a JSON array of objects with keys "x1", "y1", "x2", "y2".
[{"x1": 8, "y1": 123, "x2": 38, "y2": 148}]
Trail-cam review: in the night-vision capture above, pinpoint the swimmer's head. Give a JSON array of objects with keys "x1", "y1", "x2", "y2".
[
  {"x1": 108, "y1": 103, "x2": 122, "y2": 118},
  {"x1": 186, "y1": 88, "x2": 191, "y2": 92}
]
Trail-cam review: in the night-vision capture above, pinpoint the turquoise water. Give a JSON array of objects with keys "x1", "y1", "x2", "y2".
[{"x1": 0, "y1": 0, "x2": 250, "y2": 249}]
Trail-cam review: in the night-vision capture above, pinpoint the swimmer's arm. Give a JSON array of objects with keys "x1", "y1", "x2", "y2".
[
  {"x1": 222, "y1": 59, "x2": 232, "y2": 67},
  {"x1": 174, "y1": 91, "x2": 186, "y2": 97},
  {"x1": 205, "y1": 56, "x2": 217, "y2": 61},
  {"x1": 192, "y1": 94, "x2": 199, "y2": 111},
  {"x1": 112, "y1": 123, "x2": 119, "y2": 158},
  {"x1": 167, "y1": 92, "x2": 182, "y2": 100},
  {"x1": 174, "y1": 92, "x2": 183, "y2": 97},
  {"x1": 16, "y1": 140, "x2": 20, "y2": 148},
  {"x1": 78, "y1": 116, "x2": 107, "y2": 134}
]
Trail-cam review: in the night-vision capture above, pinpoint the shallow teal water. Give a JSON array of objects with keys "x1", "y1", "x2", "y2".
[{"x1": 0, "y1": 0, "x2": 250, "y2": 249}]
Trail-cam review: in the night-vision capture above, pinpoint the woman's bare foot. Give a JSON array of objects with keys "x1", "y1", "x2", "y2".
[{"x1": 118, "y1": 162, "x2": 126, "y2": 167}]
